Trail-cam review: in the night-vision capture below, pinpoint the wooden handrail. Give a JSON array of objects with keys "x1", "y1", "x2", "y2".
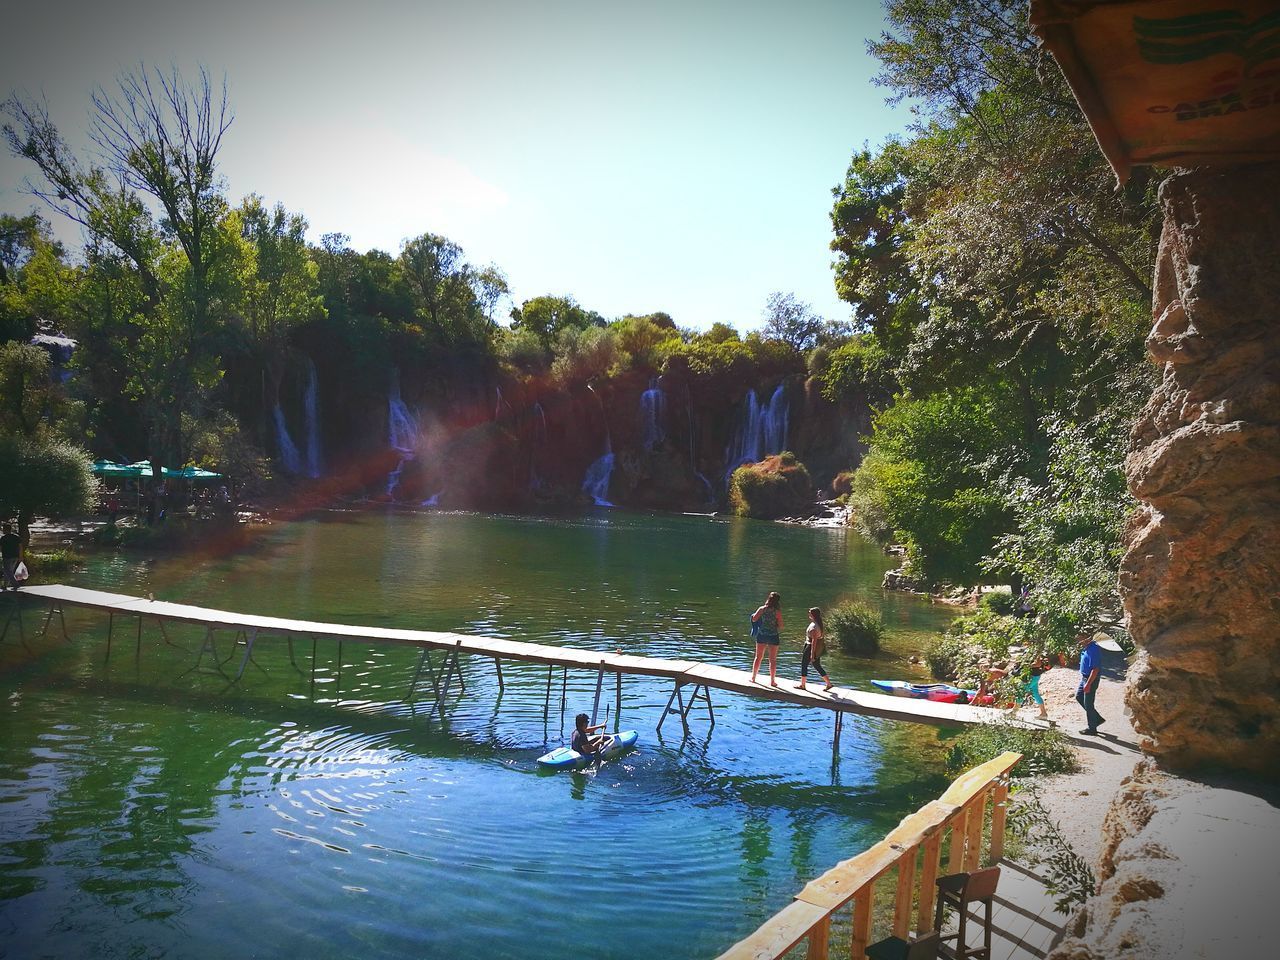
[{"x1": 716, "y1": 751, "x2": 1021, "y2": 960}]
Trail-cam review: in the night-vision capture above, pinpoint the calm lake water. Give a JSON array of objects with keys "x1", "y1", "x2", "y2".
[{"x1": 0, "y1": 510, "x2": 957, "y2": 959}]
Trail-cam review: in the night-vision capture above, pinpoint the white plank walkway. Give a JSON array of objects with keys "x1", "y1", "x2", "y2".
[{"x1": 9, "y1": 583, "x2": 1032, "y2": 730}]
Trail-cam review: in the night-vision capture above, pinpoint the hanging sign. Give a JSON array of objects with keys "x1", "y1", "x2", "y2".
[{"x1": 1031, "y1": 0, "x2": 1280, "y2": 181}]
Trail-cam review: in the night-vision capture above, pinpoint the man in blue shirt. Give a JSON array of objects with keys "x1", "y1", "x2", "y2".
[{"x1": 1075, "y1": 632, "x2": 1106, "y2": 735}]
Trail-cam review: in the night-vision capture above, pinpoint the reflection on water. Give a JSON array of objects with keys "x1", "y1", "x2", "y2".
[{"x1": 0, "y1": 510, "x2": 956, "y2": 959}]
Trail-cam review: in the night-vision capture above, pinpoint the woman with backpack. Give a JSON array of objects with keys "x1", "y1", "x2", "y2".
[{"x1": 750, "y1": 591, "x2": 783, "y2": 687}]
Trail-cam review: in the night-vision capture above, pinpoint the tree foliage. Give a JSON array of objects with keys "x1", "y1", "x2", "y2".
[{"x1": 834, "y1": 0, "x2": 1157, "y2": 589}]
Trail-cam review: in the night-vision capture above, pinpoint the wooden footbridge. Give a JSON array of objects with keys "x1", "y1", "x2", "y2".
[{"x1": 4, "y1": 584, "x2": 1022, "y2": 744}]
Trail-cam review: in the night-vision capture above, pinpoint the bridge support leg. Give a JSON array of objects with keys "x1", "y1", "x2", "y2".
[
  {"x1": 105, "y1": 611, "x2": 114, "y2": 662},
  {"x1": 433, "y1": 642, "x2": 463, "y2": 719},
  {"x1": 135, "y1": 615, "x2": 144, "y2": 661},
  {"x1": 615, "y1": 671, "x2": 622, "y2": 728},
  {"x1": 309, "y1": 638, "x2": 318, "y2": 695},
  {"x1": 181, "y1": 626, "x2": 229, "y2": 680},
  {"x1": 559, "y1": 666, "x2": 567, "y2": 731},
  {"x1": 658, "y1": 680, "x2": 686, "y2": 735},
  {"x1": 285, "y1": 633, "x2": 299, "y2": 670},
  {"x1": 495, "y1": 658, "x2": 504, "y2": 693},
  {"x1": 407, "y1": 649, "x2": 429, "y2": 702},
  {"x1": 591, "y1": 661, "x2": 605, "y2": 724},
  {"x1": 701, "y1": 685, "x2": 716, "y2": 728},
  {"x1": 234, "y1": 628, "x2": 259, "y2": 682},
  {"x1": 543, "y1": 665, "x2": 553, "y2": 720},
  {"x1": 1, "y1": 593, "x2": 28, "y2": 650},
  {"x1": 832, "y1": 711, "x2": 843, "y2": 760},
  {"x1": 39, "y1": 603, "x2": 69, "y2": 642},
  {"x1": 157, "y1": 619, "x2": 178, "y2": 648}
]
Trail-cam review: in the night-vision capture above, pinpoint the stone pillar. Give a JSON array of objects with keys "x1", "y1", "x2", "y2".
[{"x1": 1120, "y1": 161, "x2": 1280, "y2": 776}]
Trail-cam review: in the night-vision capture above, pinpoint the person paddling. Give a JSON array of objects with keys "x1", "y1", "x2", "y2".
[
  {"x1": 571, "y1": 713, "x2": 607, "y2": 756},
  {"x1": 795, "y1": 607, "x2": 832, "y2": 692},
  {"x1": 750, "y1": 591, "x2": 783, "y2": 687}
]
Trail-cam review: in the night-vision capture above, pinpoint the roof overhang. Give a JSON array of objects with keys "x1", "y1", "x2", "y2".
[{"x1": 1030, "y1": 0, "x2": 1280, "y2": 182}]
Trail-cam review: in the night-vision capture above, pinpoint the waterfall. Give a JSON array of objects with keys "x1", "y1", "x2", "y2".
[
  {"x1": 529, "y1": 401, "x2": 549, "y2": 493},
  {"x1": 582, "y1": 446, "x2": 615, "y2": 507},
  {"x1": 640, "y1": 377, "x2": 666, "y2": 451},
  {"x1": 272, "y1": 404, "x2": 303, "y2": 475},
  {"x1": 582, "y1": 384, "x2": 615, "y2": 507},
  {"x1": 694, "y1": 471, "x2": 715, "y2": 506},
  {"x1": 303, "y1": 357, "x2": 322, "y2": 479},
  {"x1": 387, "y1": 371, "x2": 418, "y2": 498},
  {"x1": 762, "y1": 382, "x2": 789, "y2": 456},
  {"x1": 723, "y1": 382, "x2": 789, "y2": 481}
]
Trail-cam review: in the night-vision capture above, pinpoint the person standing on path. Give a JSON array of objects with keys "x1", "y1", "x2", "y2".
[
  {"x1": 1075, "y1": 632, "x2": 1106, "y2": 735},
  {"x1": 795, "y1": 607, "x2": 832, "y2": 692},
  {"x1": 750, "y1": 592, "x2": 783, "y2": 687},
  {"x1": 1, "y1": 523, "x2": 22, "y2": 590}
]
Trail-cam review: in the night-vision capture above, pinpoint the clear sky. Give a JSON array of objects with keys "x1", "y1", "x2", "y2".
[{"x1": 0, "y1": 0, "x2": 910, "y2": 331}]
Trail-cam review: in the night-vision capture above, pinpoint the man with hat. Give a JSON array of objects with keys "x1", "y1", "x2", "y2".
[{"x1": 1075, "y1": 631, "x2": 1106, "y2": 735}]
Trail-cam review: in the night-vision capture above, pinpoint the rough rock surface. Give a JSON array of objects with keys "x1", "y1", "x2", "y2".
[
  {"x1": 1046, "y1": 762, "x2": 1278, "y2": 960},
  {"x1": 1119, "y1": 162, "x2": 1280, "y2": 776}
]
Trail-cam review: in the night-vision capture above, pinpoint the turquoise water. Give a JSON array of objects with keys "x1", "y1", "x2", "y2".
[{"x1": 0, "y1": 510, "x2": 956, "y2": 959}]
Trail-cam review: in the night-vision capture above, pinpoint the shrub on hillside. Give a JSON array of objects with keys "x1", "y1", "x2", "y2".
[
  {"x1": 925, "y1": 608, "x2": 1033, "y2": 686},
  {"x1": 827, "y1": 601, "x2": 884, "y2": 654},
  {"x1": 728, "y1": 452, "x2": 813, "y2": 519},
  {"x1": 831, "y1": 470, "x2": 856, "y2": 499},
  {"x1": 946, "y1": 720, "x2": 1078, "y2": 779}
]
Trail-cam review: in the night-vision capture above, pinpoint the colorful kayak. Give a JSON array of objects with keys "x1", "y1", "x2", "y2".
[
  {"x1": 536, "y1": 730, "x2": 639, "y2": 770},
  {"x1": 870, "y1": 680, "x2": 973, "y2": 703}
]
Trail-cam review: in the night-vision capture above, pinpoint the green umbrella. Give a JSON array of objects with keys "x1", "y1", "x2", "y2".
[
  {"x1": 91, "y1": 460, "x2": 145, "y2": 478},
  {"x1": 126, "y1": 460, "x2": 221, "y2": 481}
]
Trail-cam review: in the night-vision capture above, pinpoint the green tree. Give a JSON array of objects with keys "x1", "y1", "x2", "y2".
[
  {"x1": 510, "y1": 294, "x2": 602, "y2": 348},
  {"x1": 851, "y1": 386, "x2": 1021, "y2": 584},
  {"x1": 762, "y1": 291, "x2": 825, "y2": 351},
  {"x1": 0, "y1": 433, "x2": 94, "y2": 544},
  {"x1": 236, "y1": 196, "x2": 325, "y2": 410}
]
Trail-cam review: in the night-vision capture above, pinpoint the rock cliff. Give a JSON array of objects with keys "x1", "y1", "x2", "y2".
[{"x1": 1119, "y1": 162, "x2": 1280, "y2": 776}]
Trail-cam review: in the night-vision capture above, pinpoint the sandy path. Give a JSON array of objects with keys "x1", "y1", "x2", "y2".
[{"x1": 1009, "y1": 655, "x2": 1143, "y2": 864}]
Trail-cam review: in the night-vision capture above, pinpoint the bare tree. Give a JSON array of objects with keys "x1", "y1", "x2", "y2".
[{"x1": 3, "y1": 65, "x2": 235, "y2": 476}]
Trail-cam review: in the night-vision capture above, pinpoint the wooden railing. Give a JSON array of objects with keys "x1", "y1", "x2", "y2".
[{"x1": 716, "y1": 751, "x2": 1021, "y2": 960}]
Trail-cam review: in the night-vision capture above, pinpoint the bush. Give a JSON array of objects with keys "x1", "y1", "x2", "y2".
[
  {"x1": 925, "y1": 608, "x2": 1033, "y2": 686},
  {"x1": 979, "y1": 590, "x2": 1016, "y2": 616},
  {"x1": 830, "y1": 470, "x2": 856, "y2": 499},
  {"x1": 946, "y1": 720, "x2": 1078, "y2": 779},
  {"x1": 827, "y1": 601, "x2": 884, "y2": 654},
  {"x1": 728, "y1": 453, "x2": 814, "y2": 519},
  {"x1": 25, "y1": 548, "x2": 82, "y2": 573}
]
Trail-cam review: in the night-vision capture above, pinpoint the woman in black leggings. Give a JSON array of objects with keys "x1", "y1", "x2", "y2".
[{"x1": 796, "y1": 607, "x2": 832, "y2": 692}]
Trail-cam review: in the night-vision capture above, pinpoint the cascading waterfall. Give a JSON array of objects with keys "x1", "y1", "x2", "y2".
[
  {"x1": 386, "y1": 371, "x2": 418, "y2": 498},
  {"x1": 529, "y1": 401, "x2": 549, "y2": 493},
  {"x1": 640, "y1": 377, "x2": 665, "y2": 450},
  {"x1": 272, "y1": 404, "x2": 303, "y2": 475},
  {"x1": 581, "y1": 443, "x2": 615, "y2": 507},
  {"x1": 303, "y1": 357, "x2": 322, "y2": 479},
  {"x1": 581, "y1": 384, "x2": 615, "y2": 507},
  {"x1": 723, "y1": 382, "x2": 789, "y2": 482}
]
